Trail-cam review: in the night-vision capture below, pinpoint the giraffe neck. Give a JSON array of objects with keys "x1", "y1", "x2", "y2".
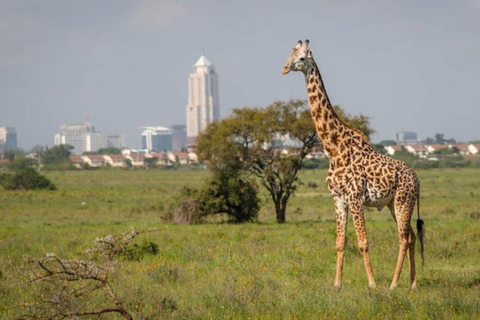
[{"x1": 305, "y1": 59, "x2": 347, "y2": 157}]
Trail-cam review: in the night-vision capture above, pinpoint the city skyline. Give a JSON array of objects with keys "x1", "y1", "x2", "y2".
[{"x1": 1, "y1": 1, "x2": 480, "y2": 150}]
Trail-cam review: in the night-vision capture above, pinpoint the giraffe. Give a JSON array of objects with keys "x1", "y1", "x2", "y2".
[{"x1": 282, "y1": 40, "x2": 425, "y2": 290}]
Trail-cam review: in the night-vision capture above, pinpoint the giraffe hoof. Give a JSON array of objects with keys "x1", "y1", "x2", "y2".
[
  {"x1": 334, "y1": 284, "x2": 342, "y2": 291},
  {"x1": 410, "y1": 282, "x2": 417, "y2": 291},
  {"x1": 369, "y1": 282, "x2": 377, "y2": 289}
]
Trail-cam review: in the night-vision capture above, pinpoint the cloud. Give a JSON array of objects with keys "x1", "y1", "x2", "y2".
[{"x1": 134, "y1": 0, "x2": 187, "y2": 29}]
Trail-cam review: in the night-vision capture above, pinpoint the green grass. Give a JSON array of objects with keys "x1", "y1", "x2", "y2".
[{"x1": 1, "y1": 168, "x2": 479, "y2": 319}]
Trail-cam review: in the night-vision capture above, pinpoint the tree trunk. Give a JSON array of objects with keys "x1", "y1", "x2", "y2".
[{"x1": 275, "y1": 201, "x2": 286, "y2": 223}]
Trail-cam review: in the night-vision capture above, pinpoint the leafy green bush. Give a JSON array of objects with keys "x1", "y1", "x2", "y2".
[
  {"x1": 0, "y1": 168, "x2": 56, "y2": 190},
  {"x1": 199, "y1": 171, "x2": 260, "y2": 223},
  {"x1": 175, "y1": 169, "x2": 260, "y2": 224}
]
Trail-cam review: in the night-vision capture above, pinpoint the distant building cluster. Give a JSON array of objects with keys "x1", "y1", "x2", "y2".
[
  {"x1": 69, "y1": 150, "x2": 198, "y2": 169},
  {"x1": 3, "y1": 53, "x2": 220, "y2": 154},
  {"x1": 385, "y1": 142, "x2": 480, "y2": 159},
  {"x1": 54, "y1": 120, "x2": 125, "y2": 155},
  {"x1": 0, "y1": 127, "x2": 17, "y2": 153}
]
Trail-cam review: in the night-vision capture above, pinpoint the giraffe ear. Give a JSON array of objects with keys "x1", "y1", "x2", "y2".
[{"x1": 307, "y1": 50, "x2": 313, "y2": 58}]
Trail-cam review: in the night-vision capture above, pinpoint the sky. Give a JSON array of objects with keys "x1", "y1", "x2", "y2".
[{"x1": 1, "y1": 0, "x2": 480, "y2": 150}]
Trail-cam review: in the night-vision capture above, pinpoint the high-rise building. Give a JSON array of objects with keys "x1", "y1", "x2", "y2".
[
  {"x1": 186, "y1": 53, "x2": 220, "y2": 145},
  {"x1": 141, "y1": 126, "x2": 172, "y2": 152},
  {"x1": 0, "y1": 127, "x2": 17, "y2": 152},
  {"x1": 106, "y1": 134, "x2": 126, "y2": 149},
  {"x1": 396, "y1": 130, "x2": 419, "y2": 145},
  {"x1": 54, "y1": 120, "x2": 125, "y2": 154},
  {"x1": 170, "y1": 124, "x2": 187, "y2": 152}
]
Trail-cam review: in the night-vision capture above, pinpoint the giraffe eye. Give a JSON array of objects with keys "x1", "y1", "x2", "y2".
[{"x1": 299, "y1": 58, "x2": 305, "y2": 62}]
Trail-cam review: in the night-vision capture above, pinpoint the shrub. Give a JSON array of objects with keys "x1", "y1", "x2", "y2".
[
  {"x1": 198, "y1": 171, "x2": 260, "y2": 223},
  {"x1": 0, "y1": 168, "x2": 56, "y2": 190},
  {"x1": 173, "y1": 196, "x2": 203, "y2": 225},
  {"x1": 175, "y1": 169, "x2": 260, "y2": 224}
]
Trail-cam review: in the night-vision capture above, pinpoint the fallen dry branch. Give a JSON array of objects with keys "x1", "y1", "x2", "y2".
[{"x1": 21, "y1": 228, "x2": 155, "y2": 320}]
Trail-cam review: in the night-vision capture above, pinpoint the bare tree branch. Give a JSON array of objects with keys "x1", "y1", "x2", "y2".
[{"x1": 21, "y1": 228, "x2": 149, "y2": 319}]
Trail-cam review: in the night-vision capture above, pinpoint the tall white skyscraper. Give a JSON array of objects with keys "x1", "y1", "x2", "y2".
[{"x1": 186, "y1": 54, "x2": 220, "y2": 145}]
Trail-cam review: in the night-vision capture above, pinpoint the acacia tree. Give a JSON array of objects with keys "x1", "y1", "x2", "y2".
[
  {"x1": 197, "y1": 100, "x2": 374, "y2": 223},
  {"x1": 197, "y1": 100, "x2": 318, "y2": 223}
]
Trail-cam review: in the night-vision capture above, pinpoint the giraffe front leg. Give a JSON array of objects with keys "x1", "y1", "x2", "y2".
[
  {"x1": 350, "y1": 201, "x2": 376, "y2": 288},
  {"x1": 333, "y1": 196, "x2": 348, "y2": 289}
]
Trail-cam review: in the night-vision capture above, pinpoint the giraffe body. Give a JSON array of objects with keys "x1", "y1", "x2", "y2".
[{"x1": 283, "y1": 40, "x2": 424, "y2": 290}]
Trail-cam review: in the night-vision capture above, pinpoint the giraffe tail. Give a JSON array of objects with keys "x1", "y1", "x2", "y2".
[{"x1": 416, "y1": 192, "x2": 425, "y2": 266}]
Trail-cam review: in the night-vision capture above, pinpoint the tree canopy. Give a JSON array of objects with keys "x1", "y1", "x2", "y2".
[{"x1": 42, "y1": 145, "x2": 73, "y2": 169}]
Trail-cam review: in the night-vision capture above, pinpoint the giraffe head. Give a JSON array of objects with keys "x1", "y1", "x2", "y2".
[{"x1": 282, "y1": 39, "x2": 313, "y2": 75}]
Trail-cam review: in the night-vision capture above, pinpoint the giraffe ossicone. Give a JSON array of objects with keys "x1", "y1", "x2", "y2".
[{"x1": 283, "y1": 39, "x2": 425, "y2": 290}]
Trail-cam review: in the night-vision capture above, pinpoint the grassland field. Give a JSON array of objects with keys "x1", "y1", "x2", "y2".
[{"x1": 0, "y1": 168, "x2": 479, "y2": 319}]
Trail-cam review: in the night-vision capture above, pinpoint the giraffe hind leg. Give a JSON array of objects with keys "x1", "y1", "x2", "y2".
[
  {"x1": 389, "y1": 199, "x2": 416, "y2": 290},
  {"x1": 407, "y1": 226, "x2": 417, "y2": 290}
]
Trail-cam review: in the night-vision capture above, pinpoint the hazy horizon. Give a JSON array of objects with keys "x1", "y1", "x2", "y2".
[{"x1": 1, "y1": 0, "x2": 480, "y2": 150}]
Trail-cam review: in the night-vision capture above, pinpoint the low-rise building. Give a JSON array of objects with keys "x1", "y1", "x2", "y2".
[
  {"x1": 426, "y1": 144, "x2": 449, "y2": 154},
  {"x1": 405, "y1": 145, "x2": 428, "y2": 158},
  {"x1": 384, "y1": 145, "x2": 402, "y2": 156},
  {"x1": 468, "y1": 143, "x2": 480, "y2": 155},
  {"x1": 126, "y1": 153, "x2": 147, "y2": 167},
  {"x1": 82, "y1": 155, "x2": 106, "y2": 168},
  {"x1": 451, "y1": 143, "x2": 469, "y2": 155},
  {"x1": 104, "y1": 154, "x2": 127, "y2": 168},
  {"x1": 69, "y1": 155, "x2": 84, "y2": 168}
]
